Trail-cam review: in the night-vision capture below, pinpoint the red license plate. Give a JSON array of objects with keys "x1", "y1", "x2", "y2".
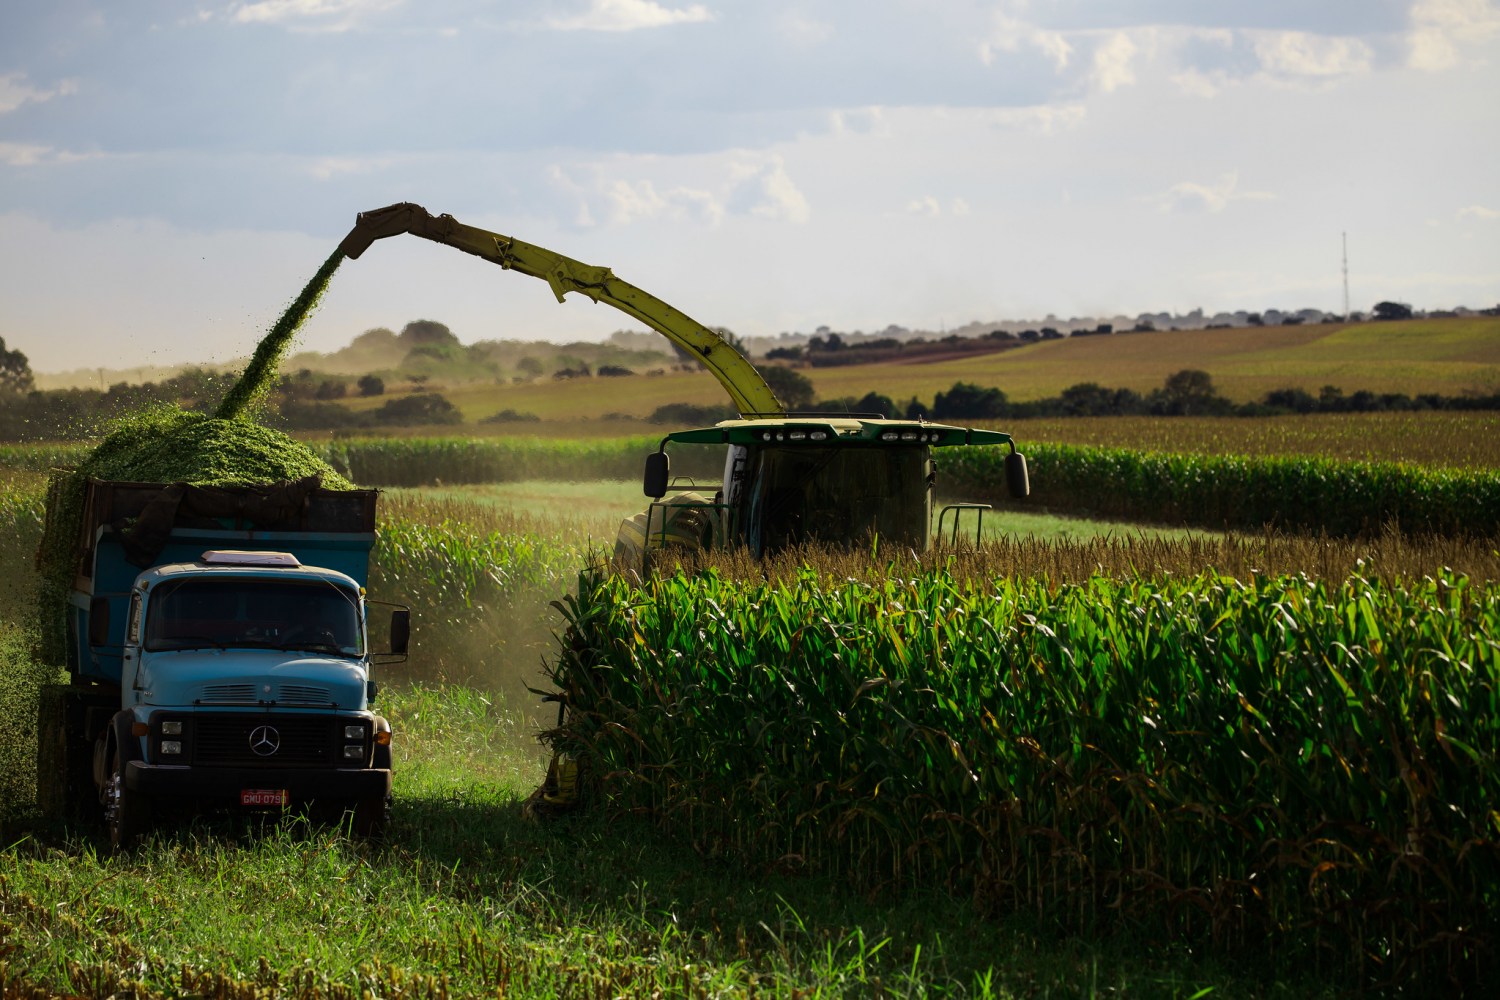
[{"x1": 240, "y1": 789, "x2": 289, "y2": 808}]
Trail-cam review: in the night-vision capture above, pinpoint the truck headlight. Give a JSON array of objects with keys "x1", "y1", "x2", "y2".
[
  {"x1": 162, "y1": 721, "x2": 183, "y2": 736},
  {"x1": 344, "y1": 725, "x2": 366, "y2": 740},
  {"x1": 343, "y1": 745, "x2": 365, "y2": 760},
  {"x1": 161, "y1": 740, "x2": 182, "y2": 755}
]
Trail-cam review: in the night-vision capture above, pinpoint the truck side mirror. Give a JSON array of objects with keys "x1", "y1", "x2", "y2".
[
  {"x1": 643, "y1": 451, "x2": 669, "y2": 499},
  {"x1": 89, "y1": 597, "x2": 110, "y2": 647},
  {"x1": 1006, "y1": 451, "x2": 1030, "y2": 499},
  {"x1": 388, "y1": 609, "x2": 410, "y2": 656}
]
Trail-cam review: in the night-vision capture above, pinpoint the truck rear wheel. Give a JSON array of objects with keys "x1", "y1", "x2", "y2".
[{"x1": 37, "y1": 685, "x2": 101, "y2": 823}]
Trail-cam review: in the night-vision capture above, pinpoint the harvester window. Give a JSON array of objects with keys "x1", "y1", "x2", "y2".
[{"x1": 747, "y1": 445, "x2": 928, "y2": 554}]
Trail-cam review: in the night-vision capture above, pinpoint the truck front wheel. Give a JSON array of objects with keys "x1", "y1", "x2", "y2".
[
  {"x1": 105, "y1": 744, "x2": 151, "y2": 853},
  {"x1": 350, "y1": 794, "x2": 390, "y2": 839}
]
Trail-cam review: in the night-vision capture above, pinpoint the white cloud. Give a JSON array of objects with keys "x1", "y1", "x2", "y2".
[
  {"x1": 1090, "y1": 32, "x2": 1138, "y2": 92},
  {"x1": 775, "y1": 12, "x2": 833, "y2": 46},
  {"x1": 830, "y1": 107, "x2": 890, "y2": 138},
  {"x1": 306, "y1": 156, "x2": 389, "y2": 180},
  {"x1": 0, "y1": 142, "x2": 99, "y2": 167},
  {"x1": 231, "y1": 0, "x2": 402, "y2": 32},
  {"x1": 1152, "y1": 172, "x2": 1275, "y2": 214},
  {"x1": 906, "y1": 196, "x2": 941, "y2": 217},
  {"x1": 1409, "y1": 0, "x2": 1500, "y2": 70},
  {"x1": 904, "y1": 196, "x2": 972, "y2": 218},
  {"x1": 729, "y1": 158, "x2": 810, "y2": 224},
  {"x1": 547, "y1": 0, "x2": 712, "y2": 33},
  {"x1": 985, "y1": 103, "x2": 1086, "y2": 133},
  {"x1": 1459, "y1": 204, "x2": 1500, "y2": 220},
  {"x1": 0, "y1": 73, "x2": 79, "y2": 115},
  {"x1": 604, "y1": 178, "x2": 723, "y2": 226},
  {"x1": 1170, "y1": 67, "x2": 1226, "y2": 97},
  {"x1": 1252, "y1": 31, "x2": 1372, "y2": 77},
  {"x1": 980, "y1": 8, "x2": 1072, "y2": 71}
]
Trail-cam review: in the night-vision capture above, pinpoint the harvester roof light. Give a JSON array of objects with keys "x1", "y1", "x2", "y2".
[
  {"x1": 201, "y1": 550, "x2": 301, "y2": 568},
  {"x1": 788, "y1": 431, "x2": 806, "y2": 441},
  {"x1": 900, "y1": 431, "x2": 919, "y2": 441},
  {"x1": 762, "y1": 432, "x2": 774, "y2": 441},
  {"x1": 810, "y1": 431, "x2": 828, "y2": 441},
  {"x1": 880, "y1": 431, "x2": 900, "y2": 442},
  {"x1": 776, "y1": 432, "x2": 785, "y2": 441}
]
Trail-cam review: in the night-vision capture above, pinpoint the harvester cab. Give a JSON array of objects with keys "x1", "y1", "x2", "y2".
[{"x1": 614, "y1": 416, "x2": 1030, "y2": 570}]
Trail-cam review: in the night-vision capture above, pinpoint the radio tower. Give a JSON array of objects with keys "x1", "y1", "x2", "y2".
[{"x1": 1341, "y1": 232, "x2": 1350, "y2": 320}]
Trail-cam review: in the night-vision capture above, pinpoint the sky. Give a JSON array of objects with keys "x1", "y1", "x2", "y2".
[{"x1": 2, "y1": 0, "x2": 1498, "y2": 374}]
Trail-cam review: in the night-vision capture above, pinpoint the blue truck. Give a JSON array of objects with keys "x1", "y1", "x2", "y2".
[{"x1": 37, "y1": 478, "x2": 409, "y2": 849}]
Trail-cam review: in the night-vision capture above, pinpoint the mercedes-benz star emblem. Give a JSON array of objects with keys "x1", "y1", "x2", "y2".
[{"x1": 249, "y1": 725, "x2": 281, "y2": 756}]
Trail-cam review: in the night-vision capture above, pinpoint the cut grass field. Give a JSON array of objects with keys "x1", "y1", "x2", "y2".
[{"x1": 349, "y1": 315, "x2": 1500, "y2": 422}]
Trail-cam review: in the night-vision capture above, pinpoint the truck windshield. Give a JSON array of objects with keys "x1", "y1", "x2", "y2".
[
  {"x1": 744, "y1": 445, "x2": 929, "y2": 554},
  {"x1": 144, "y1": 578, "x2": 363, "y2": 656}
]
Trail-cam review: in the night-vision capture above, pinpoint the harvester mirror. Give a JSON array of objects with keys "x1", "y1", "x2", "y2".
[
  {"x1": 1006, "y1": 451, "x2": 1031, "y2": 499},
  {"x1": 88, "y1": 597, "x2": 110, "y2": 647},
  {"x1": 388, "y1": 609, "x2": 410, "y2": 656},
  {"x1": 643, "y1": 451, "x2": 669, "y2": 499}
]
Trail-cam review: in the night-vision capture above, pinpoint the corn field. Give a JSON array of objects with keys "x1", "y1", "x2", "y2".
[
  {"x1": 942, "y1": 442, "x2": 1500, "y2": 537},
  {"x1": 544, "y1": 564, "x2": 1500, "y2": 989}
]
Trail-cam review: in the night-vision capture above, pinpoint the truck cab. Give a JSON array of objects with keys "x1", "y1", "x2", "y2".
[{"x1": 39, "y1": 479, "x2": 408, "y2": 850}]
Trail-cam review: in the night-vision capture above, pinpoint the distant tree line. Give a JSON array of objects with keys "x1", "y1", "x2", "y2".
[
  {"x1": 768, "y1": 370, "x2": 1500, "y2": 422},
  {"x1": 903, "y1": 371, "x2": 1500, "y2": 421}
]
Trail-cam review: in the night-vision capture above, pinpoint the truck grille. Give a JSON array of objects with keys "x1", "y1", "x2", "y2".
[
  {"x1": 192, "y1": 714, "x2": 341, "y2": 768},
  {"x1": 199, "y1": 684, "x2": 257, "y2": 704},
  {"x1": 279, "y1": 684, "x2": 333, "y2": 705}
]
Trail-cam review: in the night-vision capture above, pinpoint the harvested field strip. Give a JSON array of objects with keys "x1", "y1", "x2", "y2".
[{"x1": 548, "y1": 565, "x2": 1500, "y2": 988}]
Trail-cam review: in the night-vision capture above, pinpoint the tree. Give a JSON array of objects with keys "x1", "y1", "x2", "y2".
[
  {"x1": 372, "y1": 392, "x2": 462, "y2": 426},
  {"x1": 761, "y1": 365, "x2": 816, "y2": 409},
  {"x1": 932, "y1": 382, "x2": 1008, "y2": 420},
  {"x1": 0, "y1": 338, "x2": 34, "y2": 394},
  {"x1": 1156, "y1": 369, "x2": 1227, "y2": 416},
  {"x1": 1059, "y1": 382, "x2": 1115, "y2": 416},
  {"x1": 398, "y1": 319, "x2": 460, "y2": 346},
  {"x1": 357, "y1": 374, "x2": 385, "y2": 397},
  {"x1": 1372, "y1": 300, "x2": 1414, "y2": 321},
  {"x1": 853, "y1": 391, "x2": 896, "y2": 417}
]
